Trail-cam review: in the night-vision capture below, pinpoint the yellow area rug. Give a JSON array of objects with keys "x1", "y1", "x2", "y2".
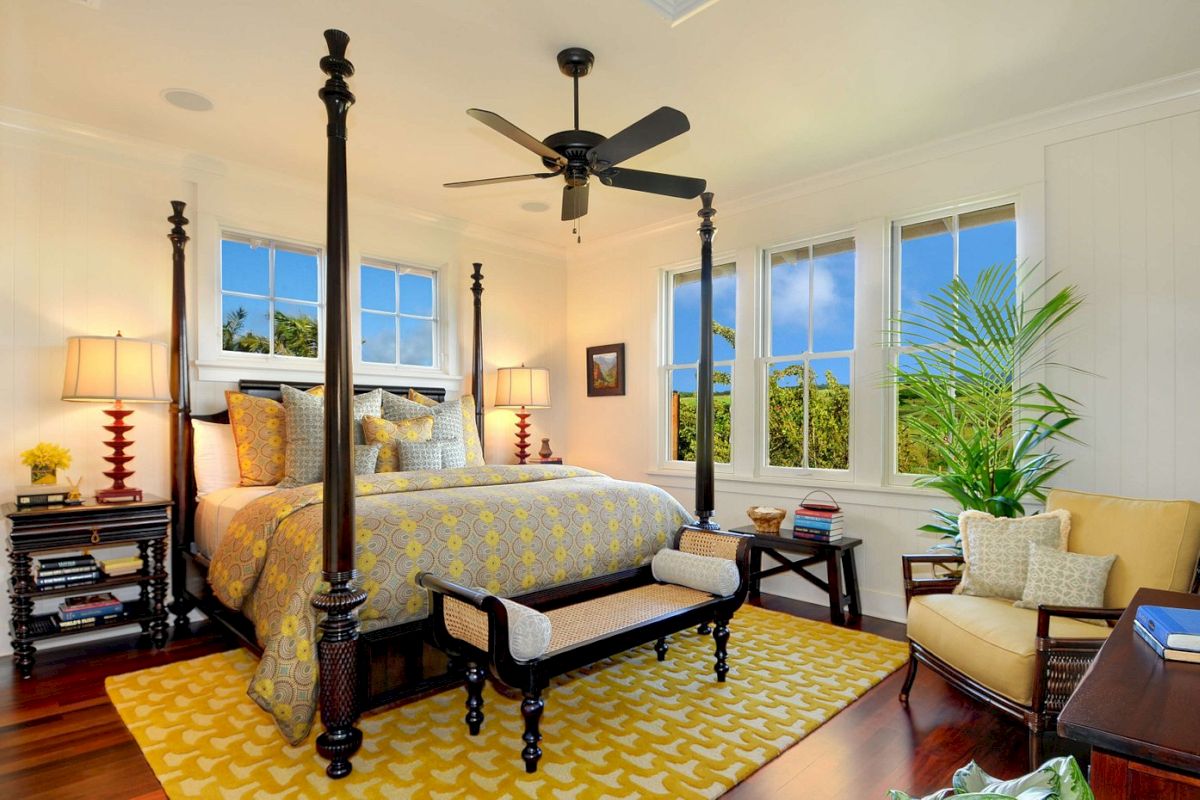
[{"x1": 106, "y1": 605, "x2": 907, "y2": 799}]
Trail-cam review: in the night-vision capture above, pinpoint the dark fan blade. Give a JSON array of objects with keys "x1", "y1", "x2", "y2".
[
  {"x1": 587, "y1": 107, "x2": 690, "y2": 169},
  {"x1": 561, "y1": 183, "x2": 589, "y2": 221},
  {"x1": 597, "y1": 167, "x2": 706, "y2": 199},
  {"x1": 444, "y1": 172, "x2": 559, "y2": 188},
  {"x1": 467, "y1": 109, "x2": 564, "y2": 164}
]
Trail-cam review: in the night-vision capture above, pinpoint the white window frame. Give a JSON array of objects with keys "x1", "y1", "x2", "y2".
[
  {"x1": 886, "y1": 196, "x2": 1019, "y2": 486},
  {"x1": 357, "y1": 257, "x2": 440, "y2": 370},
  {"x1": 659, "y1": 260, "x2": 738, "y2": 471},
  {"x1": 216, "y1": 229, "x2": 325, "y2": 363},
  {"x1": 758, "y1": 232, "x2": 857, "y2": 481}
]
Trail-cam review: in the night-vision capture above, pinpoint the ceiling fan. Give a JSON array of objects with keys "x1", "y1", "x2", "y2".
[{"x1": 444, "y1": 47, "x2": 706, "y2": 223}]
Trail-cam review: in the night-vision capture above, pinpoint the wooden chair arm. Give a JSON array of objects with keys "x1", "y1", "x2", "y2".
[
  {"x1": 901, "y1": 553, "x2": 964, "y2": 604},
  {"x1": 1035, "y1": 604, "x2": 1124, "y2": 638}
]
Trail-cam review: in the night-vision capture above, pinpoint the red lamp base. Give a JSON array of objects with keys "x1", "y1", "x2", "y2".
[
  {"x1": 95, "y1": 402, "x2": 143, "y2": 504},
  {"x1": 514, "y1": 408, "x2": 532, "y2": 465}
]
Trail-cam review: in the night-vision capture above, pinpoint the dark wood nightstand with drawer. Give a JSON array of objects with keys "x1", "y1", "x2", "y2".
[{"x1": 4, "y1": 496, "x2": 171, "y2": 677}]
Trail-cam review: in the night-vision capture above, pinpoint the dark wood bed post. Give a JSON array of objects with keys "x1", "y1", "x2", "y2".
[
  {"x1": 694, "y1": 192, "x2": 719, "y2": 530},
  {"x1": 311, "y1": 29, "x2": 368, "y2": 780},
  {"x1": 166, "y1": 200, "x2": 195, "y2": 630},
  {"x1": 471, "y1": 262, "x2": 484, "y2": 440}
]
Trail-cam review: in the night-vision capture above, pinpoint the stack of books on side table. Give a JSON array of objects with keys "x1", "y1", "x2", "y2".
[
  {"x1": 34, "y1": 555, "x2": 100, "y2": 590},
  {"x1": 1134, "y1": 604, "x2": 1200, "y2": 664},
  {"x1": 792, "y1": 507, "x2": 844, "y2": 542},
  {"x1": 100, "y1": 556, "x2": 144, "y2": 577},
  {"x1": 57, "y1": 592, "x2": 124, "y2": 631}
]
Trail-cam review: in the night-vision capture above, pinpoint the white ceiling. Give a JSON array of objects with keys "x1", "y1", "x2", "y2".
[{"x1": 5, "y1": 0, "x2": 1200, "y2": 246}]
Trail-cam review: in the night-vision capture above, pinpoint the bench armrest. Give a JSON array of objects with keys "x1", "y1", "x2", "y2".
[
  {"x1": 1035, "y1": 604, "x2": 1124, "y2": 638},
  {"x1": 675, "y1": 526, "x2": 753, "y2": 600},
  {"x1": 419, "y1": 572, "x2": 491, "y2": 609},
  {"x1": 901, "y1": 553, "x2": 964, "y2": 605}
]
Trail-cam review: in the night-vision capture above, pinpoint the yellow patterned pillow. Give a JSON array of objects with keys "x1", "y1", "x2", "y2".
[
  {"x1": 408, "y1": 388, "x2": 439, "y2": 408},
  {"x1": 225, "y1": 387, "x2": 322, "y2": 486},
  {"x1": 459, "y1": 395, "x2": 485, "y2": 466},
  {"x1": 362, "y1": 415, "x2": 435, "y2": 472}
]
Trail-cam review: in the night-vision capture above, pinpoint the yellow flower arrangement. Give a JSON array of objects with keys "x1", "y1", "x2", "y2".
[{"x1": 20, "y1": 442, "x2": 71, "y2": 484}]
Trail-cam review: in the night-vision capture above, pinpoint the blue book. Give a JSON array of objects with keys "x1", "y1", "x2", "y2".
[
  {"x1": 1135, "y1": 605, "x2": 1200, "y2": 652},
  {"x1": 1134, "y1": 619, "x2": 1200, "y2": 664},
  {"x1": 792, "y1": 518, "x2": 839, "y2": 530}
]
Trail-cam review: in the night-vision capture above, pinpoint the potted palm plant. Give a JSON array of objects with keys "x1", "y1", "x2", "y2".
[{"x1": 888, "y1": 263, "x2": 1085, "y2": 553}]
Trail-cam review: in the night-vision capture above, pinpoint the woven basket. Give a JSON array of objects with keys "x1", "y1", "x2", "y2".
[{"x1": 746, "y1": 506, "x2": 786, "y2": 535}]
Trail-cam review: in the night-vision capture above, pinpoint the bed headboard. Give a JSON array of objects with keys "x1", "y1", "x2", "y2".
[{"x1": 191, "y1": 381, "x2": 448, "y2": 425}]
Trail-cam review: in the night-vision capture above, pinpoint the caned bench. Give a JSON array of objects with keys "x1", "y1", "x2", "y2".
[{"x1": 419, "y1": 526, "x2": 751, "y2": 772}]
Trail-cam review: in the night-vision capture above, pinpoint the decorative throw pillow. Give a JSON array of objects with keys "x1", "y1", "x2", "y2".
[
  {"x1": 957, "y1": 509, "x2": 1071, "y2": 600},
  {"x1": 361, "y1": 415, "x2": 435, "y2": 472},
  {"x1": 651, "y1": 548, "x2": 740, "y2": 597},
  {"x1": 353, "y1": 444, "x2": 382, "y2": 476},
  {"x1": 278, "y1": 386, "x2": 383, "y2": 488},
  {"x1": 192, "y1": 419, "x2": 241, "y2": 495},
  {"x1": 458, "y1": 395, "x2": 485, "y2": 466},
  {"x1": 382, "y1": 391, "x2": 469, "y2": 460},
  {"x1": 397, "y1": 440, "x2": 466, "y2": 470},
  {"x1": 408, "y1": 388, "x2": 439, "y2": 407},
  {"x1": 225, "y1": 391, "x2": 289, "y2": 486},
  {"x1": 1015, "y1": 542, "x2": 1116, "y2": 613}
]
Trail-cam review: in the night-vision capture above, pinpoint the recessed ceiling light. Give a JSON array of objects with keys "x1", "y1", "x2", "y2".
[
  {"x1": 161, "y1": 89, "x2": 214, "y2": 112},
  {"x1": 521, "y1": 201, "x2": 551, "y2": 213}
]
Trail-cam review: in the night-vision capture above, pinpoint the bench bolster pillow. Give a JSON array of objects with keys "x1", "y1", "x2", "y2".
[
  {"x1": 497, "y1": 597, "x2": 553, "y2": 661},
  {"x1": 652, "y1": 548, "x2": 740, "y2": 597}
]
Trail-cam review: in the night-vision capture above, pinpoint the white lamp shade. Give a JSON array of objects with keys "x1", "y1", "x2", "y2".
[
  {"x1": 494, "y1": 366, "x2": 550, "y2": 409},
  {"x1": 62, "y1": 335, "x2": 171, "y2": 402}
]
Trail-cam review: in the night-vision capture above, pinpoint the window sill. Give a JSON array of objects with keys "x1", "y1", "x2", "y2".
[
  {"x1": 643, "y1": 466, "x2": 948, "y2": 512},
  {"x1": 195, "y1": 359, "x2": 463, "y2": 387}
]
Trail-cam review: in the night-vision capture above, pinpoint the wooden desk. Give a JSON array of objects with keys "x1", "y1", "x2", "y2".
[{"x1": 1057, "y1": 588, "x2": 1200, "y2": 799}]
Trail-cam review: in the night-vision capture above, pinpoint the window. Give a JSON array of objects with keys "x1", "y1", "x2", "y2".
[
  {"x1": 220, "y1": 235, "x2": 321, "y2": 359},
  {"x1": 763, "y1": 237, "x2": 855, "y2": 471},
  {"x1": 360, "y1": 261, "x2": 438, "y2": 367},
  {"x1": 892, "y1": 202, "x2": 1016, "y2": 475},
  {"x1": 665, "y1": 263, "x2": 736, "y2": 463}
]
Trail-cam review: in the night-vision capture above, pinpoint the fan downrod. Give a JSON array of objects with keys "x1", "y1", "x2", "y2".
[{"x1": 556, "y1": 47, "x2": 594, "y2": 78}]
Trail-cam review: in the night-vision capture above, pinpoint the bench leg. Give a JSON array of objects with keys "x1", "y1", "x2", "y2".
[
  {"x1": 697, "y1": 622, "x2": 711, "y2": 635},
  {"x1": 713, "y1": 618, "x2": 730, "y2": 682},
  {"x1": 654, "y1": 637, "x2": 668, "y2": 662},
  {"x1": 521, "y1": 688, "x2": 544, "y2": 773},
  {"x1": 465, "y1": 662, "x2": 485, "y2": 735}
]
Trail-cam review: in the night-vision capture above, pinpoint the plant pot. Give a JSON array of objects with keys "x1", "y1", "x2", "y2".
[{"x1": 31, "y1": 466, "x2": 57, "y2": 485}]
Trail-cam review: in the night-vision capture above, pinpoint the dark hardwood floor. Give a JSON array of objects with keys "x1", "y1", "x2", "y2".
[{"x1": 0, "y1": 595, "x2": 1065, "y2": 799}]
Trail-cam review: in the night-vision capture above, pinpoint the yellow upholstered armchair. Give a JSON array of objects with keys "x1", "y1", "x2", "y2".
[{"x1": 898, "y1": 489, "x2": 1200, "y2": 762}]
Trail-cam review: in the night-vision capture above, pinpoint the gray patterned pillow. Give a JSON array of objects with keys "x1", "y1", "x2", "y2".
[
  {"x1": 278, "y1": 386, "x2": 383, "y2": 488},
  {"x1": 353, "y1": 444, "x2": 381, "y2": 475},
  {"x1": 382, "y1": 392, "x2": 467, "y2": 464},
  {"x1": 396, "y1": 440, "x2": 464, "y2": 471},
  {"x1": 1015, "y1": 543, "x2": 1116, "y2": 612},
  {"x1": 956, "y1": 509, "x2": 1070, "y2": 600}
]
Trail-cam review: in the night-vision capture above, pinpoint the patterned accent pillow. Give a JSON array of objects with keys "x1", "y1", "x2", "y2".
[
  {"x1": 1015, "y1": 543, "x2": 1116, "y2": 612},
  {"x1": 459, "y1": 395, "x2": 485, "y2": 466},
  {"x1": 651, "y1": 548, "x2": 740, "y2": 597},
  {"x1": 353, "y1": 444, "x2": 381, "y2": 476},
  {"x1": 957, "y1": 509, "x2": 1071, "y2": 600},
  {"x1": 382, "y1": 392, "x2": 468, "y2": 461},
  {"x1": 397, "y1": 440, "x2": 465, "y2": 470},
  {"x1": 408, "y1": 388, "x2": 439, "y2": 407},
  {"x1": 225, "y1": 391, "x2": 288, "y2": 486},
  {"x1": 361, "y1": 415, "x2": 435, "y2": 472},
  {"x1": 278, "y1": 386, "x2": 383, "y2": 488}
]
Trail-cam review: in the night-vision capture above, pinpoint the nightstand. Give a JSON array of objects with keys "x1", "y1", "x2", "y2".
[{"x1": 4, "y1": 496, "x2": 171, "y2": 678}]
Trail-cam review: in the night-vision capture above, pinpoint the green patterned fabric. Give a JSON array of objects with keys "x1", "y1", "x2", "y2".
[
  {"x1": 383, "y1": 392, "x2": 467, "y2": 467},
  {"x1": 207, "y1": 464, "x2": 692, "y2": 744},
  {"x1": 1015, "y1": 543, "x2": 1115, "y2": 612},
  {"x1": 888, "y1": 756, "x2": 1093, "y2": 799},
  {"x1": 278, "y1": 386, "x2": 382, "y2": 488}
]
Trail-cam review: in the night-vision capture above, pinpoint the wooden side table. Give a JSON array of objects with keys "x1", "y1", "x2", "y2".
[
  {"x1": 729, "y1": 526, "x2": 863, "y2": 626},
  {"x1": 1058, "y1": 588, "x2": 1200, "y2": 798},
  {"x1": 4, "y1": 496, "x2": 172, "y2": 678}
]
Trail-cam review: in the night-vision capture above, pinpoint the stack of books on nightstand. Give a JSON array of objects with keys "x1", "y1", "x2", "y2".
[
  {"x1": 100, "y1": 556, "x2": 143, "y2": 577},
  {"x1": 34, "y1": 555, "x2": 101, "y2": 590},
  {"x1": 792, "y1": 508, "x2": 844, "y2": 542},
  {"x1": 56, "y1": 592, "x2": 124, "y2": 631}
]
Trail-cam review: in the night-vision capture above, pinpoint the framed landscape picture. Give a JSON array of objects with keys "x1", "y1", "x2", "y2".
[{"x1": 586, "y1": 343, "x2": 625, "y2": 397}]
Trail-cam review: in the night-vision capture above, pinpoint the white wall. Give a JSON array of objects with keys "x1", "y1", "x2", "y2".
[
  {"x1": 0, "y1": 111, "x2": 570, "y2": 657},
  {"x1": 565, "y1": 80, "x2": 1200, "y2": 622}
]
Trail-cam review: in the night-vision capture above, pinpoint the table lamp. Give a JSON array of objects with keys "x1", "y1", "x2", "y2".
[
  {"x1": 61, "y1": 332, "x2": 170, "y2": 503},
  {"x1": 494, "y1": 365, "x2": 550, "y2": 464}
]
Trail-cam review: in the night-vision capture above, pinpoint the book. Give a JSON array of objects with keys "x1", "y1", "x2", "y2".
[
  {"x1": 1135, "y1": 605, "x2": 1200, "y2": 652},
  {"x1": 60, "y1": 602, "x2": 123, "y2": 622},
  {"x1": 36, "y1": 555, "x2": 97, "y2": 571},
  {"x1": 35, "y1": 564, "x2": 101, "y2": 578},
  {"x1": 792, "y1": 519, "x2": 843, "y2": 531},
  {"x1": 60, "y1": 592, "x2": 121, "y2": 612},
  {"x1": 35, "y1": 570, "x2": 101, "y2": 589},
  {"x1": 1133, "y1": 619, "x2": 1200, "y2": 664},
  {"x1": 793, "y1": 508, "x2": 842, "y2": 520},
  {"x1": 793, "y1": 530, "x2": 843, "y2": 542},
  {"x1": 56, "y1": 612, "x2": 123, "y2": 630},
  {"x1": 100, "y1": 556, "x2": 144, "y2": 576}
]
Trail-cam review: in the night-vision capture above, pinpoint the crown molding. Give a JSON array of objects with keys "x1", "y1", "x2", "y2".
[
  {"x1": 0, "y1": 105, "x2": 570, "y2": 264},
  {"x1": 571, "y1": 66, "x2": 1200, "y2": 262}
]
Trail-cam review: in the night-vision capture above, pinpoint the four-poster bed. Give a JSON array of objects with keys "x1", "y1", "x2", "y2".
[{"x1": 163, "y1": 29, "x2": 726, "y2": 778}]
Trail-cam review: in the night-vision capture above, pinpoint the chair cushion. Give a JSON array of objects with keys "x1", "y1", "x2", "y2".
[
  {"x1": 907, "y1": 593, "x2": 1110, "y2": 706},
  {"x1": 1047, "y1": 489, "x2": 1200, "y2": 607}
]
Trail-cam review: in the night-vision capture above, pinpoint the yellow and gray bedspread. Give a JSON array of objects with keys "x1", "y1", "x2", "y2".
[{"x1": 208, "y1": 464, "x2": 691, "y2": 743}]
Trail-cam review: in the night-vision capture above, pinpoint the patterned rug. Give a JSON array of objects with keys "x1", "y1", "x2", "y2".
[{"x1": 106, "y1": 605, "x2": 907, "y2": 799}]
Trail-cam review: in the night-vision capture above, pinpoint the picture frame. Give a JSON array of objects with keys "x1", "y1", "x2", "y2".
[{"x1": 586, "y1": 343, "x2": 625, "y2": 397}]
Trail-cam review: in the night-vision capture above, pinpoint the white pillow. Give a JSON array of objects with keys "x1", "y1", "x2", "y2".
[
  {"x1": 193, "y1": 420, "x2": 241, "y2": 496},
  {"x1": 652, "y1": 548, "x2": 740, "y2": 597}
]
